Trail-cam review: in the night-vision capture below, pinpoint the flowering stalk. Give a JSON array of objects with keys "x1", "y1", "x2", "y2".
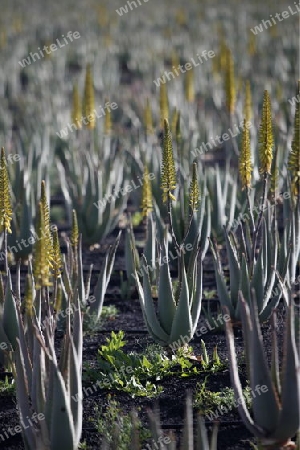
[
  {"x1": 82, "y1": 64, "x2": 95, "y2": 130},
  {"x1": 239, "y1": 119, "x2": 254, "y2": 233},
  {"x1": 224, "y1": 48, "x2": 238, "y2": 156},
  {"x1": 40, "y1": 180, "x2": 54, "y2": 268},
  {"x1": 189, "y1": 162, "x2": 200, "y2": 213},
  {"x1": 259, "y1": 90, "x2": 274, "y2": 176},
  {"x1": 288, "y1": 80, "x2": 300, "y2": 203},
  {"x1": 52, "y1": 226, "x2": 63, "y2": 304},
  {"x1": 253, "y1": 90, "x2": 274, "y2": 241},
  {"x1": 141, "y1": 166, "x2": 153, "y2": 218},
  {"x1": 33, "y1": 202, "x2": 52, "y2": 289},
  {"x1": 70, "y1": 209, "x2": 79, "y2": 278},
  {"x1": 161, "y1": 118, "x2": 178, "y2": 251},
  {"x1": 0, "y1": 148, "x2": 13, "y2": 274},
  {"x1": 71, "y1": 83, "x2": 82, "y2": 130},
  {"x1": 225, "y1": 48, "x2": 235, "y2": 116},
  {"x1": 185, "y1": 67, "x2": 194, "y2": 103},
  {"x1": 104, "y1": 97, "x2": 111, "y2": 135}
]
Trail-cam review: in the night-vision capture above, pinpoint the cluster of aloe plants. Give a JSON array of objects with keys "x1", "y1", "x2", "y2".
[
  {"x1": 0, "y1": 148, "x2": 121, "y2": 448},
  {"x1": 0, "y1": 0, "x2": 299, "y2": 448}
]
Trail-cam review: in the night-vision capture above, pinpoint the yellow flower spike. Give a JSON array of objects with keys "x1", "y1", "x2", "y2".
[
  {"x1": 0, "y1": 148, "x2": 12, "y2": 234},
  {"x1": 244, "y1": 81, "x2": 252, "y2": 123},
  {"x1": 185, "y1": 67, "x2": 195, "y2": 103},
  {"x1": 12, "y1": 17, "x2": 22, "y2": 34},
  {"x1": 43, "y1": 40, "x2": 52, "y2": 60},
  {"x1": 40, "y1": 181, "x2": 54, "y2": 268},
  {"x1": 225, "y1": 48, "x2": 236, "y2": 115},
  {"x1": 175, "y1": 8, "x2": 187, "y2": 26},
  {"x1": 141, "y1": 166, "x2": 153, "y2": 218},
  {"x1": 171, "y1": 50, "x2": 180, "y2": 71},
  {"x1": 144, "y1": 98, "x2": 153, "y2": 136},
  {"x1": 104, "y1": 34, "x2": 113, "y2": 49},
  {"x1": 24, "y1": 274, "x2": 33, "y2": 318},
  {"x1": 161, "y1": 119, "x2": 176, "y2": 203},
  {"x1": 288, "y1": 81, "x2": 300, "y2": 198},
  {"x1": 33, "y1": 202, "x2": 52, "y2": 290},
  {"x1": 104, "y1": 98, "x2": 112, "y2": 135},
  {"x1": 269, "y1": 23, "x2": 278, "y2": 38},
  {"x1": 212, "y1": 53, "x2": 221, "y2": 79},
  {"x1": 239, "y1": 119, "x2": 252, "y2": 190},
  {"x1": 97, "y1": 5, "x2": 108, "y2": 27},
  {"x1": 189, "y1": 162, "x2": 200, "y2": 212},
  {"x1": 258, "y1": 90, "x2": 274, "y2": 175},
  {"x1": 71, "y1": 83, "x2": 82, "y2": 130},
  {"x1": 52, "y1": 226, "x2": 62, "y2": 280},
  {"x1": 159, "y1": 82, "x2": 169, "y2": 127},
  {"x1": 82, "y1": 64, "x2": 95, "y2": 130},
  {"x1": 247, "y1": 31, "x2": 256, "y2": 56},
  {"x1": 71, "y1": 209, "x2": 79, "y2": 250}
]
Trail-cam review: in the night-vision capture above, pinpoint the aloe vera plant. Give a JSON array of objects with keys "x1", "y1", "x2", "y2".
[
  {"x1": 206, "y1": 163, "x2": 247, "y2": 237},
  {"x1": 61, "y1": 215, "x2": 121, "y2": 330},
  {"x1": 125, "y1": 213, "x2": 156, "y2": 289},
  {"x1": 282, "y1": 196, "x2": 300, "y2": 288},
  {"x1": 2, "y1": 266, "x2": 83, "y2": 450},
  {"x1": 132, "y1": 228, "x2": 203, "y2": 348},
  {"x1": 165, "y1": 165, "x2": 211, "y2": 266},
  {"x1": 0, "y1": 274, "x2": 14, "y2": 371},
  {"x1": 57, "y1": 143, "x2": 128, "y2": 245},
  {"x1": 225, "y1": 291, "x2": 300, "y2": 449},
  {"x1": 7, "y1": 129, "x2": 53, "y2": 261},
  {"x1": 211, "y1": 200, "x2": 284, "y2": 323}
]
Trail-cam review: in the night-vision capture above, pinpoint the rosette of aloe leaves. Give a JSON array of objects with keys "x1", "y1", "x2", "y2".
[
  {"x1": 211, "y1": 90, "x2": 298, "y2": 323},
  {"x1": 131, "y1": 119, "x2": 205, "y2": 349}
]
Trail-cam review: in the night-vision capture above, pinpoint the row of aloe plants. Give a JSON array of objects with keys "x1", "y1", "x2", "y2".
[
  {"x1": 0, "y1": 3, "x2": 299, "y2": 447},
  {"x1": 0, "y1": 75, "x2": 299, "y2": 446}
]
